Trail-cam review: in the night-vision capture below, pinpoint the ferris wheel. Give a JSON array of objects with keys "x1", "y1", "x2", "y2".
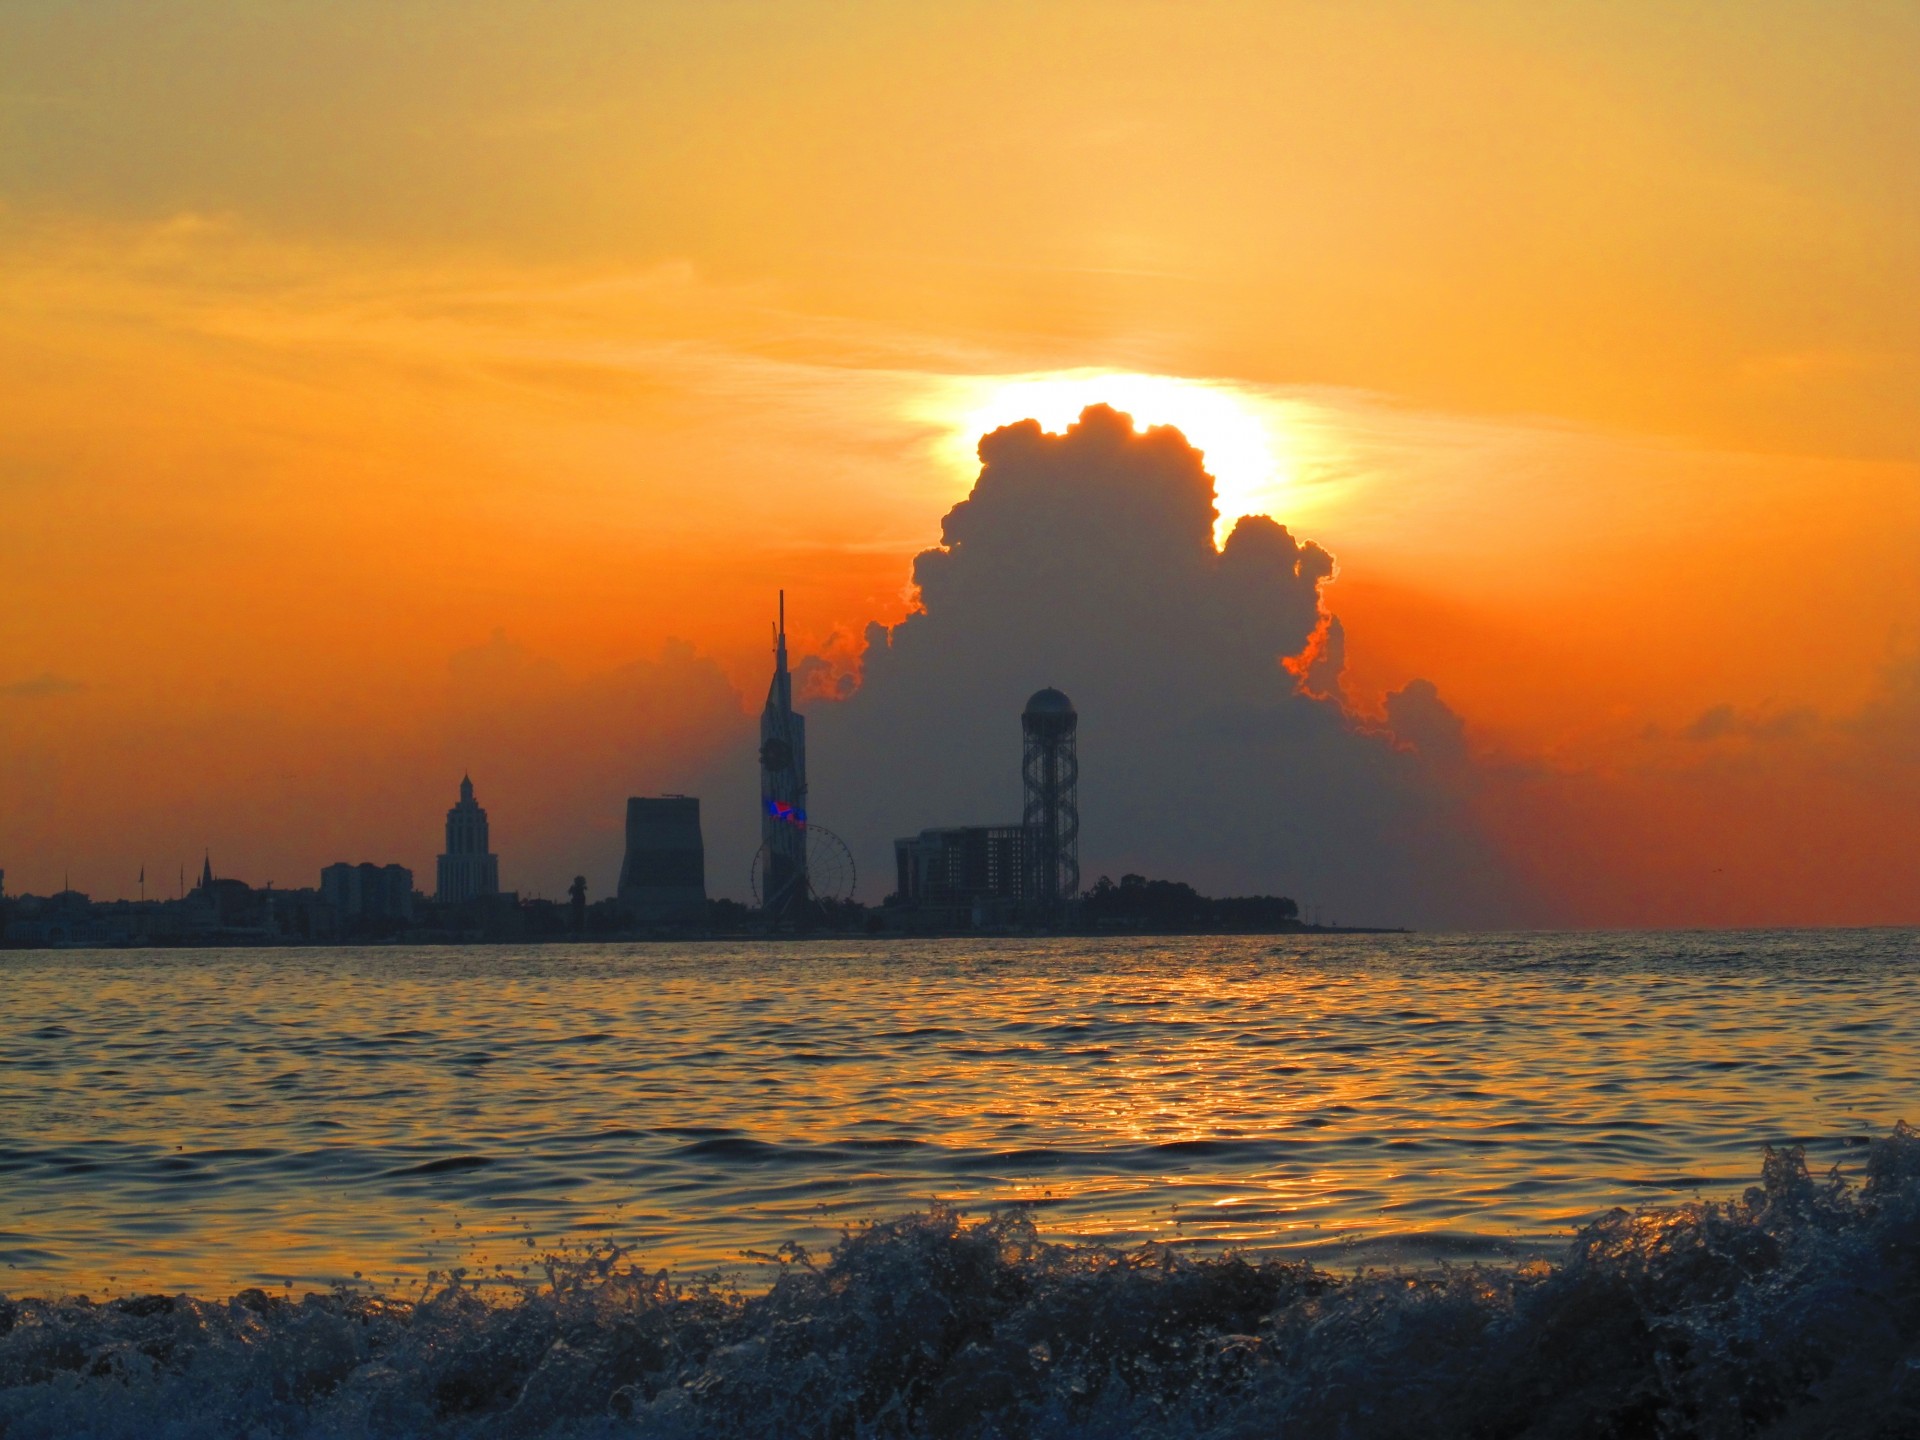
[{"x1": 749, "y1": 822, "x2": 856, "y2": 914}]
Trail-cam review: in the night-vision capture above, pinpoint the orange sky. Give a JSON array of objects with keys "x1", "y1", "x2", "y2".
[{"x1": 2, "y1": 1, "x2": 1916, "y2": 922}]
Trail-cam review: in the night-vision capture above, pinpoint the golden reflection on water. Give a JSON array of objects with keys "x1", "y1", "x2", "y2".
[{"x1": 2, "y1": 932, "x2": 1917, "y2": 1296}]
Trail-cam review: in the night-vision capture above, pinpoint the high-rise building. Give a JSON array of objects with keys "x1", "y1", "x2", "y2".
[
  {"x1": 435, "y1": 774, "x2": 500, "y2": 903},
  {"x1": 618, "y1": 796, "x2": 706, "y2": 918},
  {"x1": 1022, "y1": 688, "x2": 1080, "y2": 915},
  {"x1": 758, "y1": 592, "x2": 809, "y2": 916}
]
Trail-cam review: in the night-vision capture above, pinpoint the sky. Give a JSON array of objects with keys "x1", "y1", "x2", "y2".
[{"x1": 1, "y1": 1, "x2": 1915, "y2": 925}]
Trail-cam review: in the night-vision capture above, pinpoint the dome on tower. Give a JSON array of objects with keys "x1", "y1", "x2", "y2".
[{"x1": 1023, "y1": 687, "x2": 1075, "y2": 716}]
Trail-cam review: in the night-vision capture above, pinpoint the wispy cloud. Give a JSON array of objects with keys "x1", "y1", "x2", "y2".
[
  {"x1": 1680, "y1": 702, "x2": 1818, "y2": 744},
  {"x1": 0, "y1": 672, "x2": 86, "y2": 699}
]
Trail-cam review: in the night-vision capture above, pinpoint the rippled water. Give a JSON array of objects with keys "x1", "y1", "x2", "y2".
[{"x1": 2, "y1": 931, "x2": 1916, "y2": 1298}]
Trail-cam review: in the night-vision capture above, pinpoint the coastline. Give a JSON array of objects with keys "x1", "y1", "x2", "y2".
[{"x1": 0, "y1": 921, "x2": 1407, "y2": 952}]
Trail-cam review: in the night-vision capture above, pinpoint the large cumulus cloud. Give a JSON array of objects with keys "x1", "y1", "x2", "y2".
[{"x1": 806, "y1": 405, "x2": 1528, "y2": 929}]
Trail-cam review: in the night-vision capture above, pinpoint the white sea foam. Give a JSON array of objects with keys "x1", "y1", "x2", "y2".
[{"x1": 5, "y1": 1128, "x2": 1920, "y2": 1438}]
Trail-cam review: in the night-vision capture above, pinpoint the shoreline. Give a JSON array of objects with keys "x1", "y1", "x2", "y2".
[{"x1": 0, "y1": 922, "x2": 1408, "y2": 952}]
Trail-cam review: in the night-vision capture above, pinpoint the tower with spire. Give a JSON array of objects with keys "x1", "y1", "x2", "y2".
[
  {"x1": 436, "y1": 774, "x2": 501, "y2": 904},
  {"x1": 189, "y1": 851, "x2": 251, "y2": 924},
  {"x1": 758, "y1": 591, "x2": 809, "y2": 915}
]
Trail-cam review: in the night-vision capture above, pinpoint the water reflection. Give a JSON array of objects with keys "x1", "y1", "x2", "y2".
[{"x1": 1, "y1": 930, "x2": 1914, "y2": 1294}]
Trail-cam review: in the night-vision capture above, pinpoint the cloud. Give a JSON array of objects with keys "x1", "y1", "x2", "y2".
[
  {"x1": 1384, "y1": 678, "x2": 1469, "y2": 767},
  {"x1": 1495, "y1": 648, "x2": 1920, "y2": 927},
  {"x1": 1847, "y1": 652, "x2": 1920, "y2": 769},
  {"x1": 805, "y1": 405, "x2": 1530, "y2": 929},
  {"x1": 1679, "y1": 702, "x2": 1818, "y2": 744},
  {"x1": 1282, "y1": 613, "x2": 1346, "y2": 701},
  {"x1": 0, "y1": 672, "x2": 86, "y2": 699}
]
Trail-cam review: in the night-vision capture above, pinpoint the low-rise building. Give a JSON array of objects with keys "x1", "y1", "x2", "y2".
[
  {"x1": 892, "y1": 824, "x2": 1030, "y2": 925},
  {"x1": 320, "y1": 862, "x2": 415, "y2": 923}
]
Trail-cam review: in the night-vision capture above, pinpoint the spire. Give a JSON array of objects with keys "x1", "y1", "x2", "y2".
[
  {"x1": 766, "y1": 590, "x2": 791, "y2": 710},
  {"x1": 758, "y1": 589, "x2": 809, "y2": 916},
  {"x1": 200, "y1": 852, "x2": 214, "y2": 890},
  {"x1": 459, "y1": 773, "x2": 474, "y2": 804}
]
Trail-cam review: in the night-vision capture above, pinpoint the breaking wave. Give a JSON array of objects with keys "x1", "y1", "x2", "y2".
[{"x1": 7, "y1": 1127, "x2": 1920, "y2": 1438}]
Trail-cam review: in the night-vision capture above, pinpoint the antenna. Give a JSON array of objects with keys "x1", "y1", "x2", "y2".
[{"x1": 779, "y1": 588, "x2": 785, "y2": 640}]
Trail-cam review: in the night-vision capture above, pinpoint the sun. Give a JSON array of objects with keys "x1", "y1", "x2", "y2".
[{"x1": 932, "y1": 370, "x2": 1295, "y2": 545}]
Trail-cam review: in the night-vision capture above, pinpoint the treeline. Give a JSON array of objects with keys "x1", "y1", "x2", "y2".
[{"x1": 1080, "y1": 873, "x2": 1300, "y2": 931}]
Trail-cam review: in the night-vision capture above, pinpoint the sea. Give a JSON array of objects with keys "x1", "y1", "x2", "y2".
[{"x1": 3, "y1": 929, "x2": 1918, "y2": 1437}]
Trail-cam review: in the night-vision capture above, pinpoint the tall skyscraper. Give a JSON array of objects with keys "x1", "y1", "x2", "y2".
[
  {"x1": 1022, "y1": 688, "x2": 1080, "y2": 915},
  {"x1": 435, "y1": 774, "x2": 501, "y2": 904},
  {"x1": 758, "y1": 591, "x2": 809, "y2": 915}
]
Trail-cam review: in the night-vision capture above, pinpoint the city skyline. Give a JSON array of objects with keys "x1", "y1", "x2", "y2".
[
  {"x1": 5, "y1": 8, "x2": 1919, "y2": 1432},
  {"x1": 7, "y1": 385, "x2": 1917, "y2": 927},
  {"x1": 2, "y1": 3, "x2": 1916, "y2": 927}
]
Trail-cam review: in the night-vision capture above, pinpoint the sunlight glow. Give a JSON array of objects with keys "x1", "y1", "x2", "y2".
[{"x1": 933, "y1": 371, "x2": 1299, "y2": 545}]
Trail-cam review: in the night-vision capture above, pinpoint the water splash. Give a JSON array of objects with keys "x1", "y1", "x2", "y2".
[{"x1": 6, "y1": 1126, "x2": 1920, "y2": 1437}]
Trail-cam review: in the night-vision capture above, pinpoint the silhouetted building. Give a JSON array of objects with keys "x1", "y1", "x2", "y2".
[
  {"x1": 321, "y1": 862, "x2": 415, "y2": 922},
  {"x1": 436, "y1": 774, "x2": 500, "y2": 903},
  {"x1": 894, "y1": 825, "x2": 1030, "y2": 910},
  {"x1": 1022, "y1": 688, "x2": 1080, "y2": 916},
  {"x1": 758, "y1": 591, "x2": 810, "y2": 916},
  {"x1": 193, "y1": 854, "x2": 258, "y2": 925},
  {"x1": 5, "y1": 888, "x2": 96, "y2": 946},
  {"x1": 618, "y1": 795, "x2": 706, "y2": 919},
  {"x1": 257, "y1": 888, "x2": 333, "y2": 941},
  {"x1": 0, "y1": 870, "x2": 359, "y2": 947},
  {"x1": 889, "y1": 686, "x2": 1080, "y2": 926}
]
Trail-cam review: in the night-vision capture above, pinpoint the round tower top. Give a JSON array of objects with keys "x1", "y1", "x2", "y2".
[{"x1": 1023, "y1": 687, "x2": 1076, "y2": 718}]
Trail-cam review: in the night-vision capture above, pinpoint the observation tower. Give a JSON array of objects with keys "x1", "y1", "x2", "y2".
[{"x1": 1022, "y1": 687, "x2": 1080, "y2": 915}]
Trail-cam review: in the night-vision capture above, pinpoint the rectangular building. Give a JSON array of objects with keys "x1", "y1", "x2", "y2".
[
  {"x1": 320, "y1": 862, "x2": 415, "y2": 922},
  {"x1": 893, "y1": 825, "x2": 1030, "y2": 908},
  {"x1": 619, "y1": 796, "x2": 706, "y2": 919}
]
